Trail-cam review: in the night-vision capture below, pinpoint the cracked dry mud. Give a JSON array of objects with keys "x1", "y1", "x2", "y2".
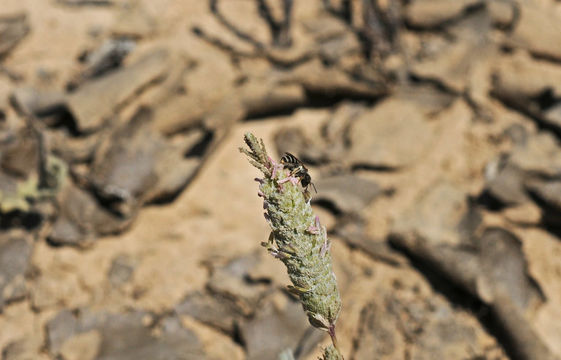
[{"x1": 1, "y1": 1, "x2": 561, "y2": 359}]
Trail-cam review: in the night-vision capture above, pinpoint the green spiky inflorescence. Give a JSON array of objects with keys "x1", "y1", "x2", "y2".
[
  {"x1": 322, "y1": 345, "x2": 344, "y2": 360},
  {"x1": 240, "y1": 133, "x2": 343, "y2": 360}
]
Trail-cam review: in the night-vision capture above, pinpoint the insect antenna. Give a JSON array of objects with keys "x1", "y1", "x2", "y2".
[{"x1": 310, "y1": 182, "x2": 317, "y2": 194}]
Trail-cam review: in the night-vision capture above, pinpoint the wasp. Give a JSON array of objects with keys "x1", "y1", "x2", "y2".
[{"x1": 280, "y1": 152, "x2": 317, "y2": 194}]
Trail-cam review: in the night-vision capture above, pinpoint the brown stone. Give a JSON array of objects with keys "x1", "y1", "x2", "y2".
[
  {"x1": 67, "y1": 48, "x2": 170, "y2": 132},
  {"x1": 511, "y1": 2, "x2": 561, "y2": 61},
  {"x1": 347, "y1": 98, "x2": 434, "y2": 169},
  {"x1": 405, "y1": 0, "x2": 481, "y2": 28}
]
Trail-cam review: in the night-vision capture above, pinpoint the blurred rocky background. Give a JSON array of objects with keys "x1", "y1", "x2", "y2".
[{"x1": 1, "y1": 0, "x2": 561, "y2": 359}]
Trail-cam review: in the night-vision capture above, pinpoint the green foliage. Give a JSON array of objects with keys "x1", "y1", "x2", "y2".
[{"x1": 0, "y1": 155, "x2": 67, "y2": 213}]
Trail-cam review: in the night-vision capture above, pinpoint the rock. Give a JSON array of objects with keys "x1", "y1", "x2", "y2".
[
  {"x1": 30, "y1": 264, "x2": 90, "y2": 310},
  {"x1": 0, "y1": 171, "x2": 18, "y2": 205},
  {"x1": 301, "y1": 15, "x2": 348, "y2": 42},
  {"x1": 46, "y1": 309, "x2": 206, "y2": 359},
  {"x1": 0, "y1": 125, "x2": 38, "y2": 178},
  {"x1": 483, "y1": 131, "x2": 561, "y2": 215},
  {"x1": 241, "y1": 80, "x2": 305, "y2": 118},
  {"x1": 317, "y1": 102, "x2": 366, "y2": 163},
  {"x1": 51, "y1": 107, "x2": 214, "y2": 245},
  {"x1": 411, "y1": 40, "x2": 489, "y2": 92},
  {"x1": 484, "y1": 158, "x2": 529, "y2": 206},
  {"x1": 353, "y1": 300, "x2": 404, "y2": 359},
  {"x1": 176, "y1": 253, "x2": 275, "y2": 335},
  {"x1": 171, "y1": 129, "x2": 208, "y2": 152},
  {"x1": 289, "y1": 59, "x2": 387, "y2": 99},
  {"x1": 46, "y1": 310, "x2": 82, "y2": 355},
  {"x1": 152, "y1": 95, "x2": 205, "y2": 135},
  {"x1": 318, "y1": 31, "x2": 361, "y2": 64},
  {"x1": 488, "y1": 0, "x2": 516, "y2": 28},
  {"x1": 68, "y1": 38, "x2": 136, "y2": 89},
  {"x1": 410, "y1": 311, "x2": 479, "y2": 359},
  {"x1": 0, "y1": 13, "x2": 30, "y2": 58},
  {"x1": 153, "y1": 316, "x2": 206, "y2": 359},
  {"x1": 347, "y1": 98, "x2": 434, "y2": 169},
  {"x1": 239, "y1": 293, "x2": 323, "y2": 360},
  {"x1": 527, "y1": 180, "x2": 561, "y2": 212},
  {"x1": 67, "y1": 48, "x2": 170, "y2": 133},
  {"x1": 493, "y1": 51, "x2": 561, "y2": 100},
  {"x1": 273, "y1": 126, "x2": 329, "y2": 165},
  {"x1": 2, "y1": 338, "x2": 40, "y2": 360},
  {"x1": 111, "y1": 0, "x2": 157, "y2": 39},
  {"x1": 404, "y1": 0, "x2": 482, "y2": 28},
  {"x1": 410, "y1": 8, "x2": 491, "y2": 92},
  {"x1": 245, "y1": 251, "x2": 292, "y2": 287},
  {"x1": 175, "y1": 291, "x2": 240, "y2": 334},
  {"x1": 392, "y1": 182, "x2": 476, "y2": 247},
  {"x1": 59, "y1": 331, "x2": 101, "y2": 360},
  {"x1": 98, "y1": 317, "x2": 205, "y2": 360},
  {"x1": 49, "y1": 130, "x2": 104, "y2": 164},
  {"x1": 145, "y1": 156, "x2": 200, "y2": 204},
  {"x1": 48, "y1": 182, "x2": 133, "y2": 246},
  {"x1": 354, "y1": 287, "x2": 499, "y2": 360},
  {"x1": 390, "y1": 224, "x2": 554, "y2": 360},
  {"x1": 511, "y1": 2, "x2": 561, "y2": 61},
  {"x1": 274, "y1": 127, "x2": 309, "y2": 161},
  {"x1": 107, "y1": 254, "x2": 136, "y2": 287},
  {"x1": 526, "y1": 180, "x2": 561, "y2": 226},
  {"x1": 87, "y1": 108, "x2": 159, "y2": 214},
  {"x1": 312, "y1": 174, "x2": 382, "y2": 214},
  {"x1": 202, "y1": 95, "x2": 246, "y2": 135},
  {"x1": 477, "y1": 228, "x2": 544, "y2": 310},
  {"x1": 90, "y1": 311, "x2": 154, "y2": 357},
  {"x1": 145, "y1": 44, "x2": 232, "y2": 136},
  {"x1": 509, "y1": 132, "x2": 561, "y2": 178},
  {"x1": 544, "y1": 102, "x2": 561, "y2": 132},
  {"x1": 206, "y1": 253, "x2": 271, "y2": 316},
  {"x1": 0, "y1": 232, "x2": 32, "y2": 310},
  {"x1": 88, "y1": 108, "x2": 199, "y2": 214},
  {"x1": 191, "y1": 14, "x2": 256, "y2": 57},
  {"x1": 393, "y1": 84, "x2": 456, "y2": 116},
  {"x1": 10, "y1": 87, "x2": 66, "y2": 116},
  {"x1": 57, "y1": 0, "x2": 113, "y2": 5},
  {"x1": 180, "y1": 35, "x2": 238, "y2": 112},
  {"x1": 503, "y1": 203, "x2": 542, "y2": 226},
  {"x1": 323, "y1": 102, "x2": 365, "y2": 144},
  {"x1": 195, "y1": 0, "x2": 271, "y2": 54},
  {"x1": 0, "y1": 79, "x2": 9, "y2": 115},
  {"x1": 521, "y1": 229, "x2": 561, "y2": 357},
  {"x1": 503, "y1": 123, "x2": 528, "y2": 148},
  {"x1": 334, "y1": 215, "x2": 406, "y2": 266},
  {"x1": 412, "y1": 40, "x2": 469, "y2": 92}
]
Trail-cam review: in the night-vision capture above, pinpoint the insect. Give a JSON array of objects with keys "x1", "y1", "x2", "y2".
[{"x1": 280, "y1": 152, "x2": 317, "y2": 194}]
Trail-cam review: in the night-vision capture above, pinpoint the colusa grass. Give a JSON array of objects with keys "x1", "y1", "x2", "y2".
[{"x1": 240, "y1": 133, "x2": 343, "y2": 360}]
